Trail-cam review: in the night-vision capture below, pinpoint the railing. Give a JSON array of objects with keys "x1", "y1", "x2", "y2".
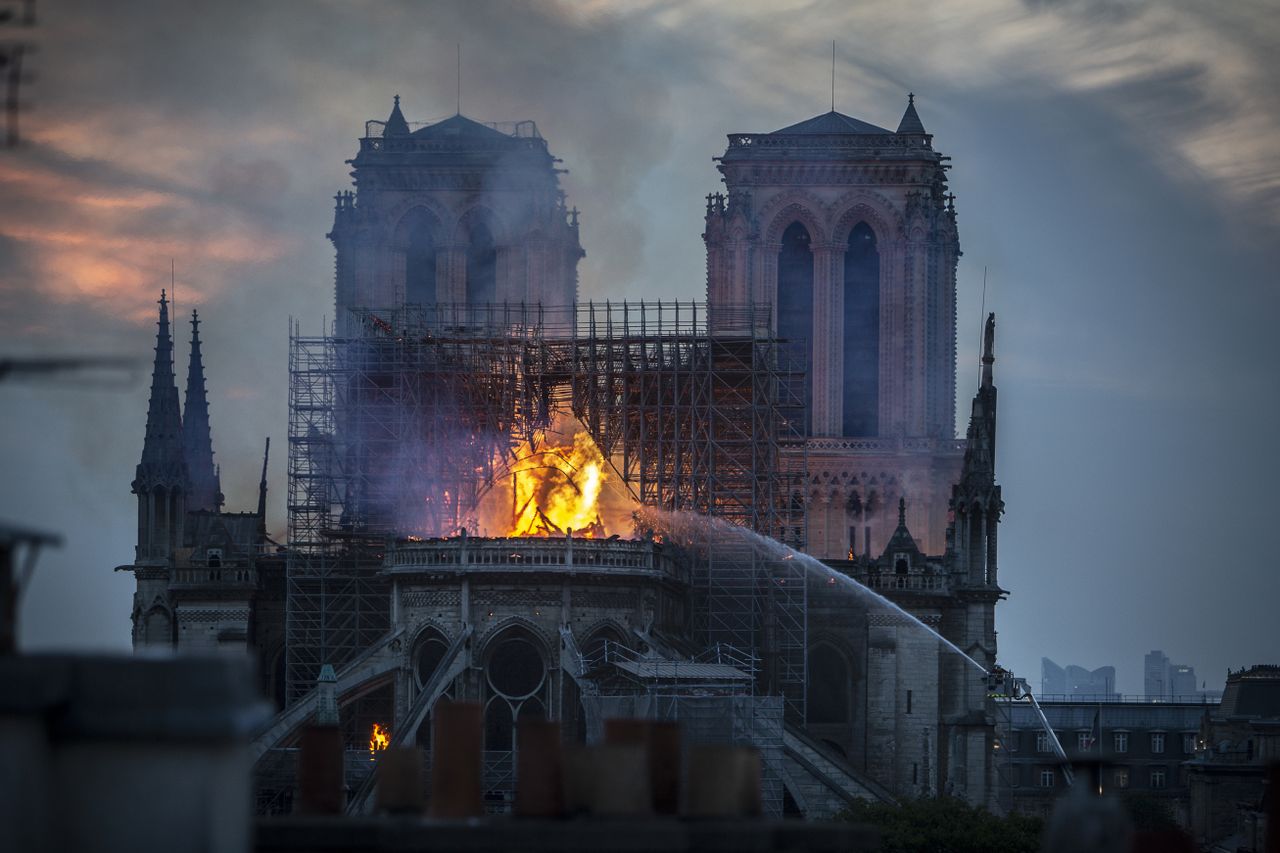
[
  {"x1": 726, "y1": 132, "x2": 931, "y2": 151},
  {"x1": 386, "y1": 535, "x2": 685, "y2": 581},
  {"x1": 1031, "y1": 694, "x2": 1220, "y2": 705},
  {"x1": 364, "y1": 118, "x2": 541, "y2": 140},
  {"x1": 807, "y1": 436, "x2": 968, "y2": 454},
  {"x1": 855, "y1": 573, "x2": 948, "y2": 593},
  {"x1": 169, "y1": 567, "x2": 257, "y2": 587}
]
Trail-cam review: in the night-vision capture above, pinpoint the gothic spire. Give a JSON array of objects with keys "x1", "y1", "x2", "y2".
[
  {"x1": 133, "y1": 290, "x2": 186, "y2": 494},
  {"x1": 961, "y1": 313, "x2": 998, "y2": 481},
  {"x1": 981, "y1": 311, "x2": 995, "y2": 391},
  {"x1": 256, "y1": 436, "x2": 270, "y2": 535},
  {"x1": 182, "y1": 309, "x2": 222, "y2": 511},
  {"x1": 384, "y1": 94, "x2": 410, "y2": 136},
  {"x1": 896, "y1": 92, "x2": 927, "y2": 135}
]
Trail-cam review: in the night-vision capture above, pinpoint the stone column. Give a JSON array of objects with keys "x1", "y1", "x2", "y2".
[
  {"x1": 866, "y1": 620, "x2": 899, "y2": 791},
  {"x1": 754, "y1": 245, "x2": 779, "y2": 325},
  {"x1": 441, "y1": 245, "x2": 468, "y2": 304},
  {"x1": 811, "y1": 244, "x2": 839, "y2": 437}
]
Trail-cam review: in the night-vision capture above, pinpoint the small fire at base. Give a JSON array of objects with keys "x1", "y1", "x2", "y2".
[{"x1": 369, "y1": 722, "x2": 390, "y2": 758}]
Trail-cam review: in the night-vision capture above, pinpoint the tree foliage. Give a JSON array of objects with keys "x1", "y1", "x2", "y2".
[
  {"x1": 1119, "y1": 793, "x2": 1180, "y2": 833},
  {"x1": 840, "y1": 796, "x2": 1044, "y2": 853}
]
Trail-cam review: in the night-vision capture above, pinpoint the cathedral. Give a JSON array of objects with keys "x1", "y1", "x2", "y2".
[{"x1": 118, "y1": 93, "x2": 1005, "y2": 815}]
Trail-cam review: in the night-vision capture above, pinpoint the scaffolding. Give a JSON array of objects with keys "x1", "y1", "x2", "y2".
[{"x1": 286, "y1": 302, "x2": 807, "y2": 712}]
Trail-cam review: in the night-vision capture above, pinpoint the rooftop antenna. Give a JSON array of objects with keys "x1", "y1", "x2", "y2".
[
  {"x1": 831, "y1": 41, "x2": 836, "y2": 112},
  {"x1": 456, "y1": 43, "x2": 461, "y2": 116}
]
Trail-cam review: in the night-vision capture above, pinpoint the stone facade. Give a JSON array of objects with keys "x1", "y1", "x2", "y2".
[
  {"x1": 1186, "y1": 665, "x2": 1280, "y2": 850},
  {"x1": 996, "y1": 698, "x2": 1211, "y2": 823},
  {"x1": 121, "y1": 97, "x2": 1006, "y2": 814},
  {"x1": 120, "y1": 293, "x2": 286, "y2": 706},
  {"x1": 328, "y1": 100, "x2": 583, "y2": 333},
  {"x1": 705, "y1": 101, "x2": 1003, "y2": 807},
  {"x1": 704, "y1": 101, "x2": 962, "y2": 558}
]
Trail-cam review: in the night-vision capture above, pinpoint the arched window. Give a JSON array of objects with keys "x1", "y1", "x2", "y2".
[
  {"x1": 777, "y1": 222, "x2": 813, "y2": 433},
  {"x1": 143, "y1": 608, "x2": 172, "y2": 646},
  {"x1": 405, "y1": 217, "x2": 437, "y2": 306},
  {"x1": 466, "y1": 218, "x2": 497, "y2": 305},
  {"x1": 843, "y1": 222, "x2": 880, "y2": 436},
  {"x1": 482, "y1": 631, "x2": 548, "y2": 753},
  {"x1": 968, "y1": 504, "x2": 985, "y2": 580},
  {"x1": 413, "y1": 629, "x2": 450, "y2": 689},
  {"x1": 807, "y1": 643, "x2": 850, "y2": 725}
]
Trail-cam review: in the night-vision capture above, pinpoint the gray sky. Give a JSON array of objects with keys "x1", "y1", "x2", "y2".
[{"x1": 2, "y1": 0, "x2": 1277, "y2": 694}]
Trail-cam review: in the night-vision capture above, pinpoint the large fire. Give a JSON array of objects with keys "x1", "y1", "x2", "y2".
[
  {"x1": 369, "y1": 722, "x2": 389, "y2": 758},
  {"x1": 508, "y1": 431, "x2": 608, "y2": 537}
]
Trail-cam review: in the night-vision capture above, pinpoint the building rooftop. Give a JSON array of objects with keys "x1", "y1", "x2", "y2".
[{"x1": 769, "y1": 110, "x2": 893, "y2": 136}]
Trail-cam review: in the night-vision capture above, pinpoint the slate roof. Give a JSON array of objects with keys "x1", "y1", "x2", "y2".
[
  {"x1": 770, "y1": 110, "x2": 893, "y2": 136},
  {"x1": 896, "y1": 94, "x2": 927, "y2": 134},
  {"x1": 411, "y1": 113, "x2": 514, "y2": 142}
]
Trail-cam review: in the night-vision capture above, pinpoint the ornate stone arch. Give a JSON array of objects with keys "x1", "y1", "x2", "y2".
[
  {"x1": 388, "y1": 204, "x2": 447, "y2": 251},
  {"x1": 758, "y1": 190, "x2": 829, "y2": 246},
  {"x1": 142, "y1": 604, "x2": 174, "y2": 645},
  {"x1": 576, "y1": 618, "x2": 631, "y2": 660},
  {"x1": 452, "y1": 204, "x2": 511, "y2": 247},
  {"x1": 405, "y1": 619, "x2": 455, "y2": 662},
  {"x1": 476, "y1": 615, "x2": 554, "y2": 664},
  {"x1": 830, "y1": 189, "x2": 904, "y2": 246},
  {"x1": 407, "y1": 620, "x2": 456, "y2": 691},
  {"x1": 382, "y1": 196, "x2": 454, "y2": 245}
]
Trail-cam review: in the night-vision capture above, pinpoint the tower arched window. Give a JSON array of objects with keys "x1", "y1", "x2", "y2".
[
  {"x1": 777, "y1": 221, "x2": 814, "y2": 433},
  {"x1": 807, "y1": 643, "x2": 850, "y2": 725},
  {"x1": 404, "y1": 217, "x2": 437, "y2": 306},
  {"x1": 843, "y1": 222, "x2": 880, "y2": 436},
  {"x1": 466, "y1": 218, "x2": 497, "y2": 306}
]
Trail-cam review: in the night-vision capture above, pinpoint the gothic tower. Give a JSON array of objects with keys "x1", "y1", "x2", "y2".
[
  {"x1": 182, "y1": 309, "x2": 222, "y2": 512},
  {"x1": 128, "y1": 290, "x2": 186, "y2": 647},
  {"x1": 329, "y1": 96, "x2": 584, "y2": 331},
  {"x1": 705, "y1": 96, "x2": 962, "y2": 558},
  {"x1": 133, "y1": 290, "x2": 187, "y2": 564}
]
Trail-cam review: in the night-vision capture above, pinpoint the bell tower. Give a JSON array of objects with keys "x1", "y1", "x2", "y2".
[
  {"x1": 329, "y1": 96, "x2": 584, "y2": 331},
  {"x1": 705, "y1": 95, "x2": 963, "y2": 557}
]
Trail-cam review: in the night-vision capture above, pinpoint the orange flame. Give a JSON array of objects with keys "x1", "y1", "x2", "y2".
[
  {"x1": 508, "y1": 431, "x2": 607, "y2": 538},
  {"x1": 369, "y1": 722, "x2": 390, "y2": 757}
]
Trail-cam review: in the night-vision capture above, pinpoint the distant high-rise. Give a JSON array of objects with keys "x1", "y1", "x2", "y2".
[
  {"x1": 1145, "y1": 650, "x2": 1170, "y2": 699},
  {"x1": 1041, "y1": 657, "x2": 1116, "y2": 698},
  {"x1": 1170, "y1": 664, "x2": 1197, "y2": 698},
  {"x1": 1041, "y1": 658, "x2": 1066, "y2": 695},
  {"x1": 1145, "y1": 650, "x2": 1199, "y2": 700}
]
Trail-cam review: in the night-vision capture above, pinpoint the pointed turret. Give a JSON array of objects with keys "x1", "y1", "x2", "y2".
[
  {"x1": 183, "y1": 309, "x2": 222, "y2": 512},
  {"x1": 256, "y1": 437, "x2": 270, "y2": 536},
  {"x1": 384, "y1": 94, "x2": 410, "y2": 136},
  {"x1": 133, "y1": 290, "x2": 187, "y2": 561},
  {"x1": 896, "y1": 92, "x2": 927, "y2": 135},
  {"x1": 963, "y1": 313, "x2": 997, "y2": 480},
  {"x1": 950, "y1": 312, "x2": 1001, "y2": 587},
  {"x1": 882, "y1": 497, "x2": 923, "y2": 560},
  {"x1": 135, "y1": 291, "x2": 185, "y2": 488}
]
